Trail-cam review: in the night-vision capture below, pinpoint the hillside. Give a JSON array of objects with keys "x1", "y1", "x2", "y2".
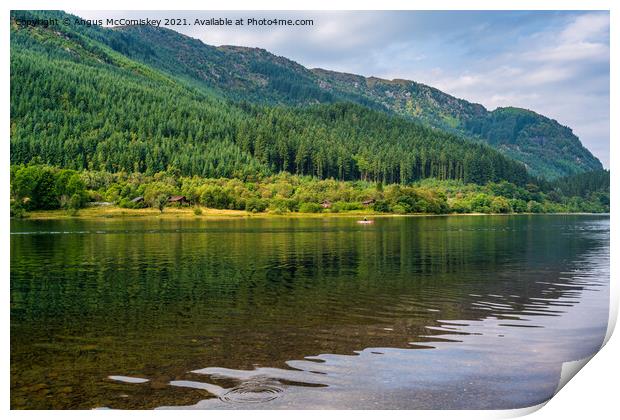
[
  {"x1": 9, "y1": 10, "x2": 600, "y2": 183},
  {"x1": 99, "y1": 21, "x2": 602, "y2": 179},
  {"x1": 10, "y1": 10, "x2": 529, "y2": 187}
]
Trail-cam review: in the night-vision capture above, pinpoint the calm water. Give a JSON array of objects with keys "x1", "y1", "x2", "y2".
[{"x1": 10, "y1": 215, "x2": 609, "y2": 409}]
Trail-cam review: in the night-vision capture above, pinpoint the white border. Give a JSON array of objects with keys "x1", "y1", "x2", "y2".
[{"x1": 2, "y1": 1, "x2": 616, "y2": 419}]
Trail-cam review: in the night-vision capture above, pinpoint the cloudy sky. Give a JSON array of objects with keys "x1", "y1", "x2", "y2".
[{"x1": 74, "y1": 10, "x2": 610, "y2": 167}]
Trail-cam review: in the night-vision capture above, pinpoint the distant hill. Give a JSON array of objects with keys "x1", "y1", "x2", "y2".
[
  {"x1": 99, "y1": 22, "x2": 602, "y2": 179},
  {"x1": 10, "y1": 10, "x2": 602, "y2": 181}
]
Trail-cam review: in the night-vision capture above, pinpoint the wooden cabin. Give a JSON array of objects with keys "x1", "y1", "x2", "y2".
[
  {"x1": 168, "y1": 195, "x2": 189, "y2": 205},
  {"x1": 130, "y1": 196, "x2": 144, "y2": 203},
  {"x1": 362, "y1": 198, "x2": 376, "y2": 206}
]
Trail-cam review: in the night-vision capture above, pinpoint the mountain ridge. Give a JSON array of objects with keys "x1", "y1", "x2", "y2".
[
  {"x1": 107, "y1": 22, "x2": 602, "y2": 179},
  {"x1": 10, "y1": 10, "x2": 603, "y2": 181}
]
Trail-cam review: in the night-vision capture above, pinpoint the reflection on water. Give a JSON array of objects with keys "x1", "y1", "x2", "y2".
[{"x1": 10, "y1": 215, "x2": 609, "y2": 409}]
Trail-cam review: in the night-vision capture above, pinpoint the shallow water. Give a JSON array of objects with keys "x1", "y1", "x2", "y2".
[{"x1": 10, "y1": 215, "x2": 609, "y2": 409}]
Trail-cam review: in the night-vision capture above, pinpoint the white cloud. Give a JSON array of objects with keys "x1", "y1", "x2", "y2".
[
  {"x1": 559, "y1": 13, "x2": 609, "y2": 43},
  {"x1": 523, "y1": 42, "x2": 609, "y2": 63},
  {"x1": 406, "y1": 12, "x2": 609, "y2": 166}
]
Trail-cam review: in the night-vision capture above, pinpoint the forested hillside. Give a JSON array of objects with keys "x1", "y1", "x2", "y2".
[
  {"x1": 547, "y1": 169, "x2": 610, "y2": 198},
  {"x1": 104, "y1": 17, "x2": 602, "y2": 179},
  {"x1": 10, "y1": 10, "x2": 602, "y2": 180},
  {"x1": 10, "y1": 11, "x2": 529, "y2": 186},
  {"x1": 108, "y1": 23, "x2": 605, "y2": 179},
  {"x1": 464, "y1": 107, "x2": 602, "y2": 178},
  {"x1": 310, "y1": 70, "x2": 603, "y2": 179}
]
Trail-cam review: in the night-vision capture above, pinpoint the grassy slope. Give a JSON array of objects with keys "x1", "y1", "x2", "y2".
[
  {"x1": 24, "y1": 206, "x2": 565, "y2": 220},
  {"x1": 24, "y1": 206, "x2": 381, "y2": 220}
]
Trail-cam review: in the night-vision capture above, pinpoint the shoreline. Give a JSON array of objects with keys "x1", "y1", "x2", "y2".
[{"x1": 12, "y1": 206, "x2": 608, "y2": 221}]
